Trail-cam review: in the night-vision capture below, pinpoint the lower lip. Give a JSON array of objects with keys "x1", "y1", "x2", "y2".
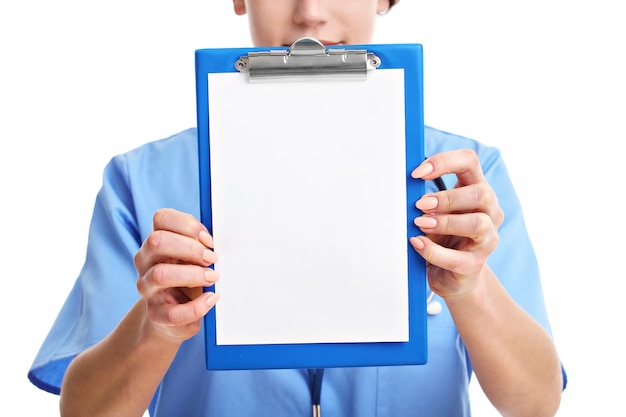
[{"x1": 283, "y1": 41, "x2": 343, "y2": 47}]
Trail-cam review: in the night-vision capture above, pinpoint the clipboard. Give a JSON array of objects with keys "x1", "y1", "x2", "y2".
[{"x1": 196, "y1": 38, "x2": 427, "y2": 370}]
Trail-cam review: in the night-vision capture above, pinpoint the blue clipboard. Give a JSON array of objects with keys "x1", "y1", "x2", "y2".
[{"x1": 196, "y1": 39, "x2": 427, "y2": 370}]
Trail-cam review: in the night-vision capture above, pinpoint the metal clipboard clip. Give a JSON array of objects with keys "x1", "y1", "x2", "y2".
[{"x1": 234, "y1": 37, "x2": 381, "y2": 81}]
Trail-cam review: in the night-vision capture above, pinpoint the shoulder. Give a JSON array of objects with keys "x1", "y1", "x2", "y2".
[
  {"x1": 424, "y1": 126, "x2": 502, "y2": 163},
  {"x1": 102, "y1": 127, "x2": 199, "y2": 190},
  {"x1": 118, "y1": 127, "x2": 198, "y2": 167},
  {"x1": 424, "y1": 125, "x2": 502, "y2": 163},
  {"x1": 101, "y1": 127, "x2": 201, "y2": 236}
]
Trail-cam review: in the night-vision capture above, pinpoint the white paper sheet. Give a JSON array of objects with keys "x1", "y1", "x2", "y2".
[{"x1": 208, "y1": 69, "x2": 408, "y2": 345}]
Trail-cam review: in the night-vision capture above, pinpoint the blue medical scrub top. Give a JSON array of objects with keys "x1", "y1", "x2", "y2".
[{"x1": 28, "y1": 126, "x2": 562, "y2": 416}]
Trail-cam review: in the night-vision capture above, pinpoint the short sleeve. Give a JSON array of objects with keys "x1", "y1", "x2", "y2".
[
  {"x1": 425, "y1": 127, "x2": 567, "y2": 390},
  {"x1": 28, "y1": 129, "x2": 200, "y2": 395},
  {"x1": 28, "y1": 154, "x2": 143, "y2": 394}
]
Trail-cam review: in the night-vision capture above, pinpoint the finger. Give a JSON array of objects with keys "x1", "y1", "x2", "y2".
[
  {"x1": 148, "y1": 229, "x2": 218, "y2": 265},
  {"x1": 412, "y1": 149, "x2": 486, "y2": 186},
  {"x1": 153, "y1": 208, "x2": 212, "y2": 247},
  {"x1": 414, "y1": 212, "x2": 499, "y2": 251},
  {"x1": 135, "y1": 229, "x2": 218, "y2": 274},
  {"x1": 416, "y1": 183, "x2": 504, "y2": 227},
  {"x1": 409, "y1": 235, "x2": 485, "y2": 279},
  {"x1": 137, "y1": 263, "x2": 220, "y2": 298},
  {"x1": 148, "y1": 292, "x2": 219, "y2": 330}
]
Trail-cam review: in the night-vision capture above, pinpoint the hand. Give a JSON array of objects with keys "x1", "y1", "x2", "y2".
[
  {"x1": 134, "y1": 208, "x2": 219, "y2": 341},
  {"x1": 409, "y1": 149, "x2": 504, "y2": 300}
]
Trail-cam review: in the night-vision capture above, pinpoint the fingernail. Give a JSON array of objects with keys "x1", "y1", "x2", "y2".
[
  {"x1": 199, "y1": 230, "x2": 213, "y2": 248},
  {"x1": 205, "y1": 269, "x2": 219, "y2": 284},
  {"x1": 203, "y1": 249, "x2": 216, "y2": 264},
  {"x1": 411, "y1": 162, "x2": 434, "y2": 178},
  {"x1": 414, "y1": 216, "x2": 437, "y2": 228},
  {"x1": 416, "y1": 196, "x2": 438, "y2": 211},
  {"x1": 410, "y1": 236, "x2": 425, "y2": 250},
  {"x1": 205, "y1": 292, "x2": 219, "y2": 305}
]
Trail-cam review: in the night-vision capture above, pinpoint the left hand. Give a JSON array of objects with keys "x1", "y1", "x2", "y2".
[{"x1": 409, "y1": 149, "x2": 504, "y2": 300}]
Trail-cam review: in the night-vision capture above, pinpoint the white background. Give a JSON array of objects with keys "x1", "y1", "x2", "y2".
[{"x1": 1, "y1": 1, "x2": 624, "y2": 415}]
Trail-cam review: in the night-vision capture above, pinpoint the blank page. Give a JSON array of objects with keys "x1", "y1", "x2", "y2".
[{"x1": 207, "y1": 69, "x2": 408, "y2": 345}]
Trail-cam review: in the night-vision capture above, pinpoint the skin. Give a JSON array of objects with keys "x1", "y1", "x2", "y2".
[
  {"x1": 59, "y1": 2, "x2": 563, "y2": 416},
  {"x1": 233, "y1": 0, "x2": 389, "y2": 46}
]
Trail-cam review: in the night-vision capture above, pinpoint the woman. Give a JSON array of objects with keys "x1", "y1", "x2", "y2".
[{"x1": 28, "y1": 1, "x2": 565, "y2": 416}]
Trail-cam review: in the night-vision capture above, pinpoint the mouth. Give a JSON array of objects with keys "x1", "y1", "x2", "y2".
[{"x1": 317, "y1": 40, "x2": 342, "y2": 46}]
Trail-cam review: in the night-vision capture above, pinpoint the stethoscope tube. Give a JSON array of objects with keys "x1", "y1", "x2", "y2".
[{"x1": 308, "y1": 368, "x2": 324, "y2": 417}]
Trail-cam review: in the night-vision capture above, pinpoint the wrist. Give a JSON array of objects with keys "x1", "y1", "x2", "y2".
[
  {"x1": 136, "y1": 300, "x2": 186, "y2": 351},
  {"x1": 441, "y1": 268, "x2": 492, "y2": 316}
]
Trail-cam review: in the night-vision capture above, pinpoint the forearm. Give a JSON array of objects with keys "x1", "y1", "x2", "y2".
[
  {"x1": 446, "y1": 267, "x2": 562, "y2": 417},
  {"x1": 60, "y1": 300, "x2": 183, "y2": 417}
]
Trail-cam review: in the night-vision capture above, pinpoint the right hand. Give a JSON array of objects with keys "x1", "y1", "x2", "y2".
[{"x1": 134, "y1": 208, "x2": 219, "y2": 342}]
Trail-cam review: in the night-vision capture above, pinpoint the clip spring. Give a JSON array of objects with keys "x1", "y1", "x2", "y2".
[{"x1": 235, "y1": 37, "x2": 380, "y2": 81}]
